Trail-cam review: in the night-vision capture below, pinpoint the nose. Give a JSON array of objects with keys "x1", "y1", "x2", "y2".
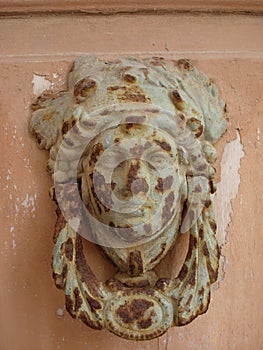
[{"x1": 112, "y1": 159, "x2": 149, "y2": 200}]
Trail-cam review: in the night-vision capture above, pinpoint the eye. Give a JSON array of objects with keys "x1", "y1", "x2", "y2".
[{"x1": 147, "y1": 152, "x2": 172, "y2": 168}]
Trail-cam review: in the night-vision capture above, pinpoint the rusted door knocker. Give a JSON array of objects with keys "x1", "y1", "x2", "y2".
[{"x1": 30, "y1": 56, "x2": 227, "y2": 340}]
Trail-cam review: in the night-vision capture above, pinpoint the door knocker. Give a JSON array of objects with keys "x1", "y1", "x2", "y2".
[{"x1": 30, "y1": 56, "x2": 227, "y2": 340}]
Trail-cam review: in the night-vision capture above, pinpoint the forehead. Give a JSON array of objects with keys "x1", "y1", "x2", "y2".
[{"x1": 93, "y1": 123, "x2": 178, "y2": 153}]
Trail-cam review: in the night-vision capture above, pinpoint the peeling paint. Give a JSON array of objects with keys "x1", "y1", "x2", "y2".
[
  {"x1": 215, "y1": 131, "x2": 245, "y2": 246},
  {"x1": 32, "y1": 73, "x2": 52, "y2": 96},
  {"x1": 257, "y1": 127, "x2": 261, "y2": 143},
  {"x1": 214, "y1": 131, "x2": 245, "y2": 285}
]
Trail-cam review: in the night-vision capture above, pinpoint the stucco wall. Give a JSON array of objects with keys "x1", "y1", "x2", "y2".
[{"x1": 0, "y1": 9, "x2": 262, "y2": 350}]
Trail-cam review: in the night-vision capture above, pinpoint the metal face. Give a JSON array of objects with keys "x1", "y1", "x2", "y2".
[{"x1": 30, "y1": 56, "x2": 227, "y2": 340}]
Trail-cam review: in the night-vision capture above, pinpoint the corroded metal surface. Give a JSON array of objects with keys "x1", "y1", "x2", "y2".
[{"x1": 30, "y1": 56, "x2": 227, "y2": 340}]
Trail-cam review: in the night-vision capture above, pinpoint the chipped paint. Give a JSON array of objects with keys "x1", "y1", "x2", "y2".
[
  {"x1": 257, "y1": 127, "x2": 261, "y2": 143},
  {"x1": 215, "y1": 131, "x2": 245, "y2": 246},
  {"x1": 32, "y1": 73, "x2": 52, "y2": 96}
]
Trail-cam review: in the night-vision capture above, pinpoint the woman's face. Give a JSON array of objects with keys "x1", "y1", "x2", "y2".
[{"x1": 82, "y1": 121, "x2": 186, "y2": 243}]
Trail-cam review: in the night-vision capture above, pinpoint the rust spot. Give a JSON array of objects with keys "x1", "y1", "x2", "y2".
[
  {"x1": 155, "y1": 278, "x2": 171, "y2": 292},
  {"x1": 170, "y1": 90, "x2": 184, "y2": 111},
  {"x1": 197, "y1": 164, "x2": 208, "y2": 172},
  {"x1": 116, "y1": 299, "x2": 154, "y2": 329},
  {"x1": 203, "y1": 199, "x2": 212, "y2": 208},
  {"x1": 150, "y1": 243, "x2": 167, "y2": 264},
  {"x1": 85, "y1": 292, "x2": 102, "y2": 312},
  {"x1": 90, "y1": 143, "x2": 104, "y2": 163},
  {"x1": 31, "y1": 90, "x2": 65, "y2": 111},
  {"x1": 144, "y1": 108, "x2": 159, "y2": 113},
  {"x1": 154, "y1": 139, "x2": 171, "y2": 152},
  {"x1": 143, "y1": 223, "x2": 152, "y2": 235},
  {"x1": 127, "y1": 160, "x2": 140, "y2": 192},
  {"x1": 111, "y1": 181, "x2": 116, "y2": 191},
  {"x1": 139, "y1": 318, "x2": 153, "y2": 329},
  {"x1": 117, "y1": 226, "x2": 138, "y2": 243},
  {"x1": 75, "y1": 234, "x2": 102, "y2": 298},
  {"x1": 100, "y1": 109, "x2": 110, "y2": 116},
  {"x1": 65, "y1": 295, "x2": 75, "y2": 317},
  {"x1": 198, "y1": 287, "x2": 205, "y2": 296},
  {"x1": 92, "y1": 171, "x2": 113, "y2": 209},
  {"x1": 209, "y1": 180, "x2": 217, "y2": 194},
  {"x1": 79, "y1": 311, "x2": 102, "y2": 330},
  {"x1": 74, "y1": 288, "x2": 83, "y2": 312},
  {"x1": 150, "y1": 57, "x2": 164, "y2": 66},
  {"x1": 189, "y1": 234, "x2": 198, "y2": 250},
  {"x1": 131, "y1": 178, "x2": 149, "y2": 194},
  {"x1": 128, "y1": 250, "x2": 144, "y2": 276},
  {"x1": 193, "y1": 184, "x2": 202, "y2": 193},
  {"x1": 130, "y1": 141, "x2": 151, "y2": 156},
  {"x1": 155, "y1": 177, "x2": 163, "y2": 192},
  {"x1": 162, "y1": 192, "x2": 175, "y2": 223},
  {"x1": 104, "y1": 278, "x2": 125, "y2": 292},
  {"x1": 61, "y1": 117, "x2": 76, "y2": 136},
  {"x1": 107, "y1": 85, "x2": 121, "y2": 91},
  {"x1": 155, "y1": 176, "x2": 173, "y2": 192},
  {"x1": 125, "y1": 115, "x2": 146, "y2": 125},
  {"x1": 74, "y1": 77, "x2": 96, "y2": 97},
  {"x1": 189, "y1": 210, "x2": 195, "y2": 225},
  {"x1": 177, "y1": 59, "x2": 193, "y2": 71},
  {"x1": 108, "y1": 85, "x2": 150, "y2": 103},
  {"x1": 53, "y1": 207, "x2": 67, "y2": 242},
  {"x1": 206, "y1": 249, "x2": 219, "y2": 283},
  {"x1": 185, "y1": 234, "x2": 198, "y2": 260},
  {"x1": 124, "y1": 73, "x2": 137, "y2": 83},
  {"x1": 179, "y1": 113, "x2": 186, "y2": 121},
  {"x1": 203, "y1": 241, "x2": 210, "y2": 257},
  {"x1": 186, "y1": 294, "x2": 193, "y2": 306},
  {"x1": 187, "y1": 117, "x2": 203, "y2": 138},
  {"x1": 42, "y1": 111, "x2": 55, "y2": 122},
  {"x1": 114, "y1": 137, "x2": 120, "y2": 143},
  {"x1": 81, "y1": 119, "x2": 97, "y2": 128},
  {"x1": 209, "y1": 220, "x2": 217, "y2": 232},
  {"x1": 61, "y1": 264, "x2": 68, "y2": 280},
  {"x1": 188, "y1": 260, "x2": 197, "y2": 286},
  {"x1": 178, "y1": 264, "x2": 188, "y2": 281},
  {"x1": 199, "y1": 225, "x2": 204, "y2": 239},
  {"x1": 64, "y1": 238, "x2": 73, "y2": 261}
]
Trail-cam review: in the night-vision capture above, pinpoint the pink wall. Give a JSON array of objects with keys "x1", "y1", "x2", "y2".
[{"x1": 0, "y1": 7, "x2": 262, "y2": 350}]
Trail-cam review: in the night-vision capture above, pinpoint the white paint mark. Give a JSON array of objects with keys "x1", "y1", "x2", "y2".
[
  {"x1": 56, "y1": 307, "x2": 65, "y2": 317},
  {"x1": 23, "y1": 157, "x2": 32, "y2": 171},
  {"x1": 178, "y1": 332, "x2": 184, "y2": 341},
  {"x1": 32, "y1": 73, "x2": 52, "y2": 96},
  {"x1": 12, "y1": 239, "x2": 16, "y2": 251},
  {"x1": 214, "y1": 131, "x2": 245, "y2": 246},
  {"x1": 257, "y1": 127, "x2": 261, "y2": 143},
  {"x1": 52, "y1": 73, "x2": 59, "y2": 78}
]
